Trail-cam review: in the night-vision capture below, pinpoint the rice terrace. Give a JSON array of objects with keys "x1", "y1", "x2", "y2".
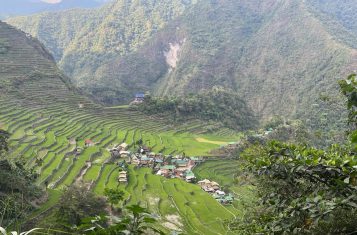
[{"x1": 0, "y1": 92, "x2": 243, "y2": 234}]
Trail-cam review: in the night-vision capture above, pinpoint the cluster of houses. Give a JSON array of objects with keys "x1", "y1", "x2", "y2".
[
  {"x1": 108, "y1": 142, "x2": 234, "y2": 204},
  {"x1": 109, "y1": 143, "x2": 204, "y2": 183},
  {"x1": 198, "y1": 179, "x2": 234, "y2": 204}
]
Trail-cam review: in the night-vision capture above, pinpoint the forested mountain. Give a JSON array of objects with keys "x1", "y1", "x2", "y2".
[
  {"x1": 0, "y1": 0, "x2": 109, "y2": 19},
  {"x1": 7, "y1": 0, "x2": 197, "y2": 88},
  {"x1": 7, "y1": 0, "x2": 357, "y2": 127}
]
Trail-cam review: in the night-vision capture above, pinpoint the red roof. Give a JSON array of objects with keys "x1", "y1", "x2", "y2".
[{"x1": 85, "y1": 139, "x2": 94, "y2": 144}]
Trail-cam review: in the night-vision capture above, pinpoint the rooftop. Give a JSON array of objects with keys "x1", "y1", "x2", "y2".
[{"x1": 161, "y1": 165, "x2": 176, "y2": 170}]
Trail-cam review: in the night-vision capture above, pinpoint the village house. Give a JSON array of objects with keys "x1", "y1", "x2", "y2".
[
  {"x1": 118, "y1": 170, "x2": 128, "y2": 183},
  {"x1": 184, "y1": 170, "x2": 196, "y2": 182},
  {"x1": 131, "y1": 155, "x2": 140, "y2": 166},
  {"x1": 197, "y1": 179, "x2": 233, "y2": 204},
  {"x1": 109, "y1": 143, "x2": 129, "y2": 158},
  {"x1": 157, "y1": 165, "x2": 176, "y2": 178},
  {"x1": 175, "y1": 159, "x2": 189, "y2": 168},
  {"x1": 139, "y1": 155, "x2": 151, "y2": 166},
  {"x1": 130, "y1": 93, "x2": 145, "y2": 105},
  {"x1": 198, "y1": 179, "x2": 215, "y2": 193},
  {"x1": 84, "y1": 139, "x2": 94, "y2": 147},
  {"x1": 119, "y1": 143, "x2": 129, "y2": 151},
  {"x1": 135, "y1": 93, "x2": 145, "y2": 102},
  {"x1": 119, "y1": 150, "x2": 130, "y2": 158},
  {"x1": 213, "y1": 193, "x2": 234, "y2": 204},
  {"x1": 198, "y1": 179, "x2": 220, "y2": 193}
]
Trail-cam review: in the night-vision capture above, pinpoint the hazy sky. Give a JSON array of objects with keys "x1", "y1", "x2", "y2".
[{"x1": 41, "y1": 0, "x2": 62, "y2": 3}]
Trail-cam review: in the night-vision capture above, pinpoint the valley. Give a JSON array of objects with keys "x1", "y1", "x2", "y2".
[{"x1": 1, "y1": 0, "x2": 357, "y2": 234}]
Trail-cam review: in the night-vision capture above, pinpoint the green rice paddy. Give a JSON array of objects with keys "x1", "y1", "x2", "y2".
[{"x1": 0, "y1": 88, "x2": 243, "y2": 233}]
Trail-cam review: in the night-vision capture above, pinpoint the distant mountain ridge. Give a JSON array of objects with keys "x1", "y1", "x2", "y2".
[
  {"x1": 0, "y1": 0, "x2": 109, "y2": 19},
  {"x1": 6, "y1": 0, "x2": 357, "y2": 128}
]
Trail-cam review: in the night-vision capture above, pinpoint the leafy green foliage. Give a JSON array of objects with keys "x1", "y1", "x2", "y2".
[
  {"x1": 232, "y1": 77, "x2": 357, "y2": 234},
  {"x1": 339, "y1": 74, "x2": 357, "y2": 150},
  {"x1": 137, "y1": 87, "x2": 258, "y2": 130},
  {"x1": 55, "y1": 185, "x2": 106, "y2": 229},
  {"x1": 109, "y1": 205, "x2": 163, "y2": 235},
  {"x1": 239, "y1": 141, "x2": 357, "y2": 234},
  {"x1": 103, "y1": 188, "x2": 124, "y2": 209},
  {"x1": 0, "y1": 130, "x2": 41, "y2": 229}
]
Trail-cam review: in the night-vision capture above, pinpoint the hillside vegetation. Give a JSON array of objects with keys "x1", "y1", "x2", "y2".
[{"x1": 137, "y1": 87, "x2": 258, "y2": 131}]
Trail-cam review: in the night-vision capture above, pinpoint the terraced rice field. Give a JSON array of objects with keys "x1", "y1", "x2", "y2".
[
  {"x1": 194, "y1": 159, "x2": 257, "y2": 217},
  {"x1": 0, "y1": 21, "x2": 245, "y2": 233},
  {"x1": 0, "y1": 89, "x2": 241, "y2": 233}
]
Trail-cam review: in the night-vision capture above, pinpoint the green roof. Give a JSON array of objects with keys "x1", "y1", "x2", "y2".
[
  {"x1": 161, "y1": 165, "x2": 176, "y2": 170},
  {"x1": 176, "y1": 160, "x2": 188, "y2": 165},
  {"x1": 185, "y1": 170, "x2": 195, "y2": 177},
  {"x1": 141, "y1": 156, "x2": 150, "y2": 161},
  {"x1": 224, "y1": 194, "x2": 234, "y2": 201}
]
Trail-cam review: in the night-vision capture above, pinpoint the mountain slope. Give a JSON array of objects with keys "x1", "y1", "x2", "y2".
[
  {"x1": 90, "y1": 0, "x2": 357, "y2": 125},
  {"x1": 7, "y1": 0, "x2": 197, "y2": 88},
  {"x1": 7, "y1": 0, "x2": 357, "y2": 127},
  {"x1": 0, "y1": 21, "x2": 93, "y2": 109}
]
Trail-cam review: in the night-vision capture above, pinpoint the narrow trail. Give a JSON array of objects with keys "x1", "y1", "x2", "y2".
[{"x1": 75, "y1": 161, "x2": 92, "y2": 186}]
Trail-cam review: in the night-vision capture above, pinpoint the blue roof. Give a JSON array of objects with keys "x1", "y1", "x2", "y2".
[{"x1": 135, "y1": 93, "x2": 145, "y2": 98}]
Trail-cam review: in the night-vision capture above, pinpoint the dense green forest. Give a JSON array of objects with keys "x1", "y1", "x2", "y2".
[{"x1": 136, "y1": 87, "x2": 258, "y2": 131}]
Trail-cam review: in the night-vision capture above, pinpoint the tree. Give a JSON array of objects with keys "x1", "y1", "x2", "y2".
[
  {"x1": 0, "y1": 130, "x2": 40, "y2": 229},
  {"x1": 56, "y1": 185, "x2": 106, "y2": 229},
  {"x1": 233, "y1": 76, "x2": 357, "y2": 234},
  {"x1": 104, "y1": 188, "x2": 124, "y2": 210},
  {"x1": 339, "y1": 74, "x2": 357, "y2": 150}
]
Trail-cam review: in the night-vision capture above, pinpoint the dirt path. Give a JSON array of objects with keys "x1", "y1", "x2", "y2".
[
  {"x1": 195, "y1": 138, "x2": 228, "y2": 145},
  {"x1": 75, "y1": 161, "x2": 92, "y2": 185}
]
